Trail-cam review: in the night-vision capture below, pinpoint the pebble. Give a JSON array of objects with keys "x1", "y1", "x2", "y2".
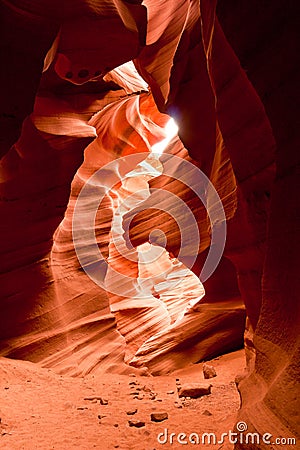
[
  {"x1": 203, "y1": 363, "x2": 217, "y2": 379},
  {"x1": 178, "y1": 383, "x2": 212, "y2": 399},
  {"x1": 128, "y1": 420, "x2": 145, "y2": 428},
  {"x1": 143, "y1": 386, "x2": 152, "y2": 393},
  {"x1": 202, "y1": 410, "x2": 213, "y2": 416},
  {"x1": 174, "y1": 402, "x2": 183, "y2": 409},
  {"x1": 126, "y1": 409, "x2": 138, "y2": 416},
  {"x1": 182, "y1": 401, "x2": 191, "y2": 407},
  {"x1": 84, "y1": 396, "x2": 108, "y2": 404},
  {"x1": 150, "y1": 412, "x2": 168, "y2": 422}
]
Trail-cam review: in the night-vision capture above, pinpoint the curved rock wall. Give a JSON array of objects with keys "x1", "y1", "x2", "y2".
[
  {"x1": 0, "y1": 0, "x2": 299, "y2": 446},
  {"x1": 216, "y1": 1, "x2": 300, "y2": 446}
]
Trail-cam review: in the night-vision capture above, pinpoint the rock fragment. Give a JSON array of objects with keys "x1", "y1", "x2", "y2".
[
  {"x1": 150, "y1": 412, "x2": 168, "y2": 422},
  {"x1": 128, "y1": 420, "x2": 145, "y2": 428},
  {"x1": 178, "y1": 383, "x2": 212, "y2": 399},
  {"x1": 126, "y1": 408, "x2": 138, "y2": 415},
  {"x1": 84, "y1": 396, "x2": 102, "y2": 401},
  {"x1": 142, "y1": 386, "x2": 152, "y2": 393},
  {"x1": 203, "y1": 363, "x2": 217, "y2": 379},
  {"x1": 174, "y1": 402, "x2": 183, "y2": 409},
  {"x1": 84, "y1": 395, "x2": 108, "y2": 404}
]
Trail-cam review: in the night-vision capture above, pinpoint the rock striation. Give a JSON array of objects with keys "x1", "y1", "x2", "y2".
[{"x1": 0, "y1": 0, "x2": 299, "y2": 447}]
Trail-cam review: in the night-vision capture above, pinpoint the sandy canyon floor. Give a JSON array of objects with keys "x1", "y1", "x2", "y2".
[{"x1": 0, "y1": 350, "x2": 245, "y2": 450}]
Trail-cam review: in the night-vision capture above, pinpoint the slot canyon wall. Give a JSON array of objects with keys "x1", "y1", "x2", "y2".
[{"x1": 0, "y1": 0, "x2": 299, "y2": 448}]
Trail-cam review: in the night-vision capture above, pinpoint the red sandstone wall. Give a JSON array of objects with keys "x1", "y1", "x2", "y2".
[{"x1": 0, "y1": 0, "x2": 299, "y2": 446}]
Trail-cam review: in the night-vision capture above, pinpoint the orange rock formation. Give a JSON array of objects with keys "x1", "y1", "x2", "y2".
[{"x1": 0, "y1": 1, "x2": 299, "y2": 447}]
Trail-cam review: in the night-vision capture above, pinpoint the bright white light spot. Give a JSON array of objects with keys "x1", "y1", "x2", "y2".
[
  {"x1": 151, "y1": 118, "x2": 178, "y2": 155},
  {"x1": 165, "y1": 117, "x2": 178, "y2": 136}
]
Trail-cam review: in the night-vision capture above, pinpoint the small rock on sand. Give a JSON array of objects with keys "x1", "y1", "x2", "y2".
[
  {"x1": 174, "y1": 402, "x2": 183, "y2": 409},
  {"x1": 203, "y1": 363, "x2": 217, "y2": 379},
  {"x1": 150, "y1": 412, "x2": 168, "y2": 422},
  {"x1": 178, "y1": 383, "x2": 212, "y2": 399},
  {"x1": 126, "y1": 409, "x2": 138, "y2": 415},
  {"x1": 128, "y1": 420, "x2": 145, "y2": 428}
]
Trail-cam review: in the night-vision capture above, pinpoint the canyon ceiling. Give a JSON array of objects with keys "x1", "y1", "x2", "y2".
[{"x1": 0, "y1": 0, "x2": 299, "y2": 449}]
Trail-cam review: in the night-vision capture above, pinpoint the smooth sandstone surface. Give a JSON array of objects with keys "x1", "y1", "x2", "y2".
[{"x1": 0, "y1": 1, "x2": 299, "y2": 448}]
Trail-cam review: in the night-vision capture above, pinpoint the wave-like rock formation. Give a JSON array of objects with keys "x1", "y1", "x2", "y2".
[{"x1": 0, "y1": 0, "x2": 299, "y2": 447}]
